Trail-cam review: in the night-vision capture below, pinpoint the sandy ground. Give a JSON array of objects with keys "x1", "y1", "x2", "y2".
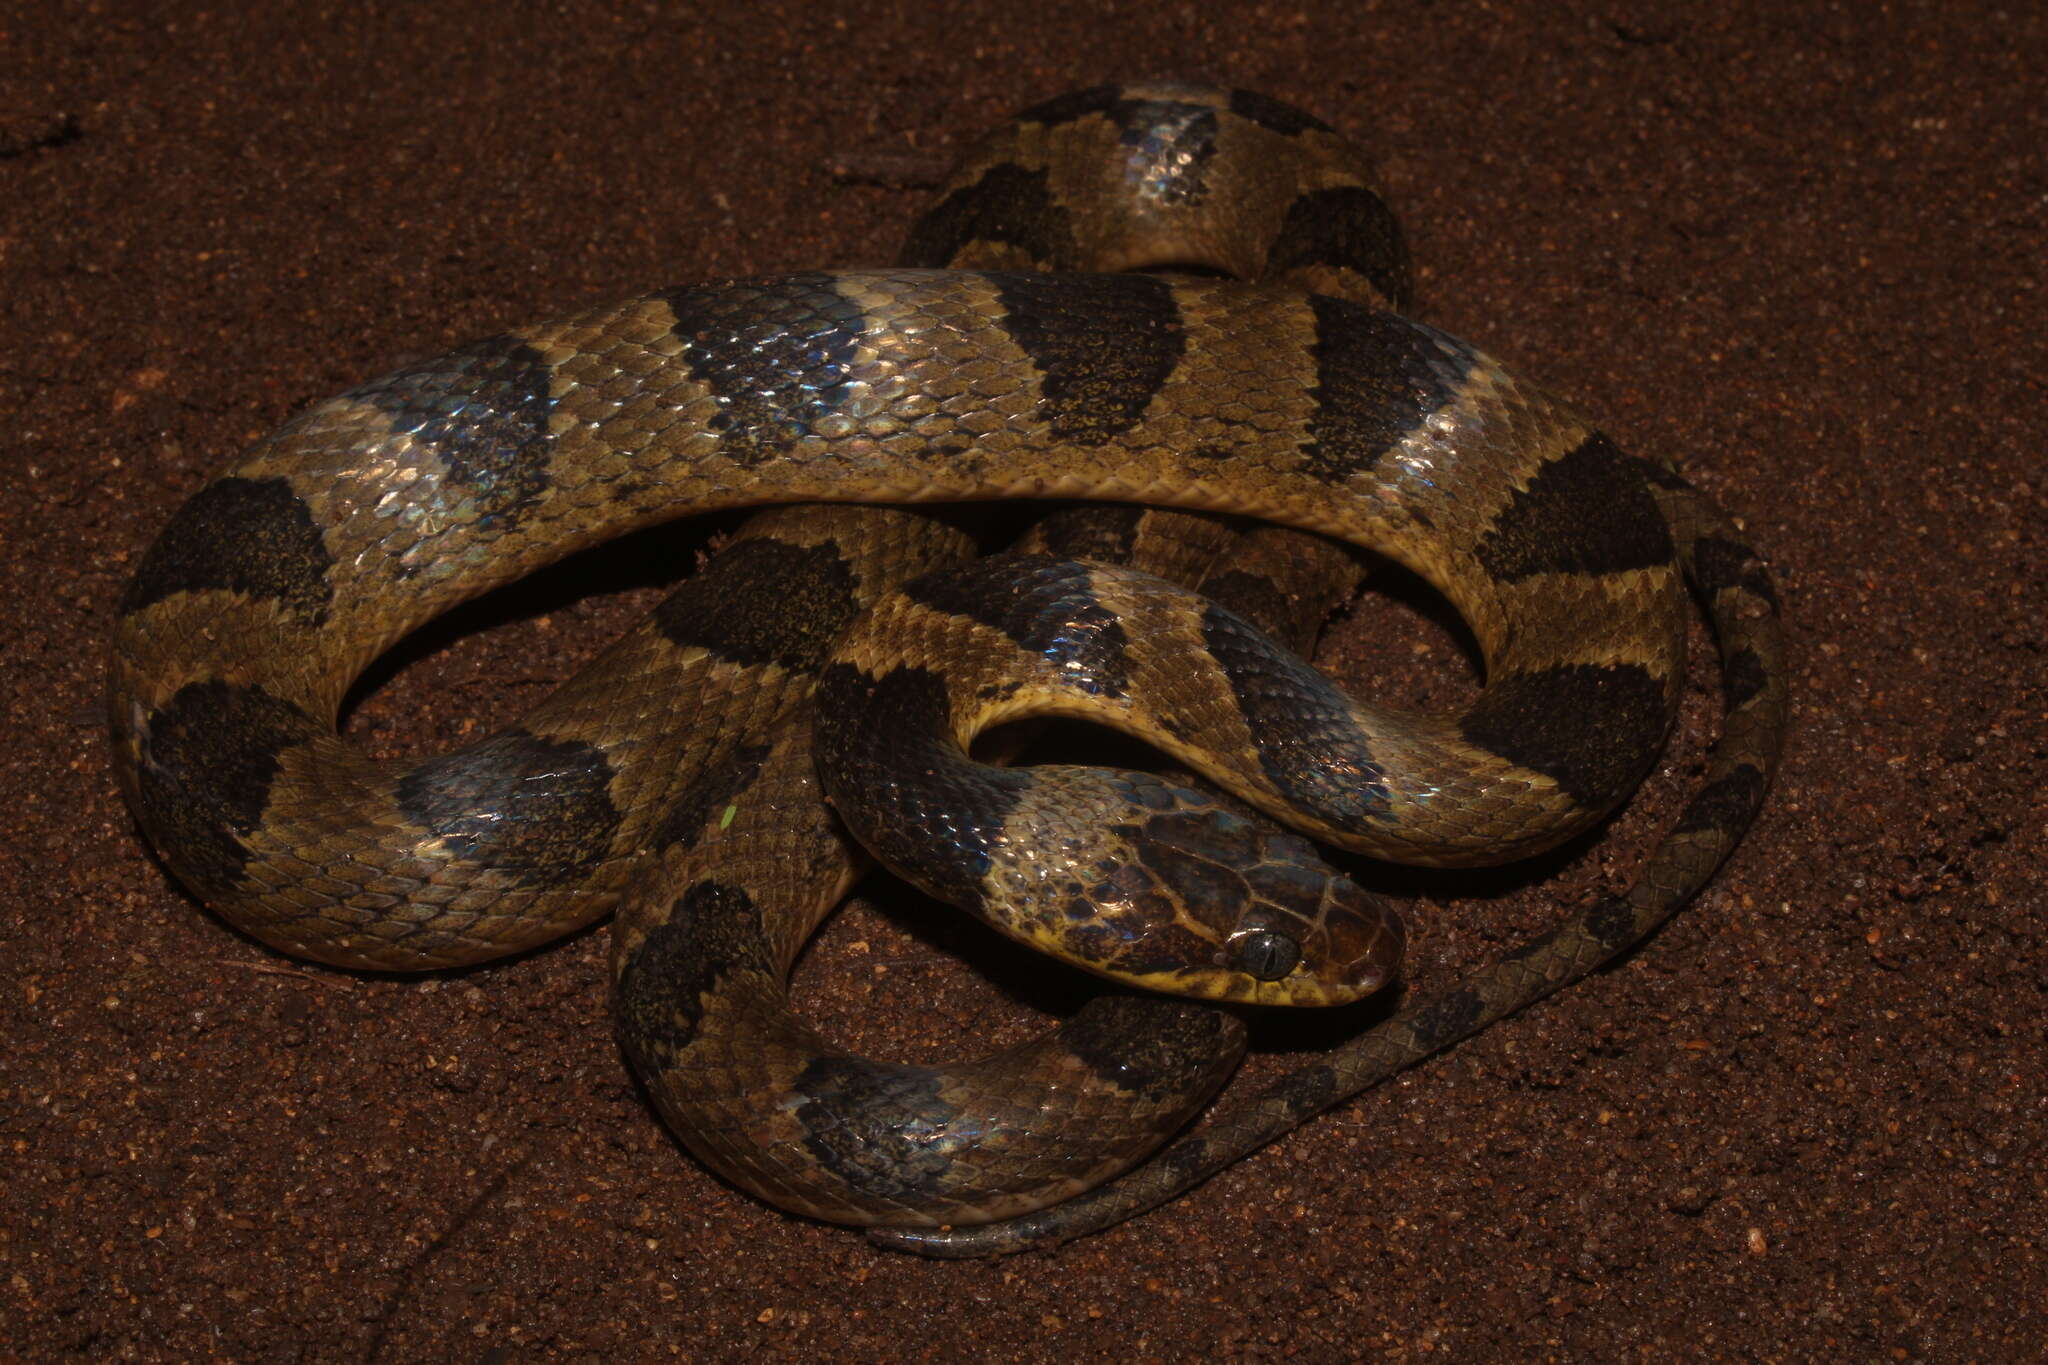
[{"x1": 2, "y1": 1, "x2": 2040, "y2": 1358}]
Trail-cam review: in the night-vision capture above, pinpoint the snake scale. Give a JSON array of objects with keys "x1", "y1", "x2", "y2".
[{"x1": 108, "y1": 83, "x2": 1786, "y2": 1253}]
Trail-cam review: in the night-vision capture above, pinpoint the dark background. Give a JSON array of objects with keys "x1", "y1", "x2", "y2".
[{"x1": 3, "y1": 1, "x2": 2040, "y2": 1358}]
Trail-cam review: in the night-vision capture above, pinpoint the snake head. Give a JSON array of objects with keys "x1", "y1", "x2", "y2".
[
  {"x1": 982, "y1": 768, "x2": 1405, "y2": 1007},
  {"x1": 1126, "y1": 796, "x2": 1404, "y2": 1007}
]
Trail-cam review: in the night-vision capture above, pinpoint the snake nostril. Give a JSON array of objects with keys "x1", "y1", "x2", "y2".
[{"x1": 1229, "y1": 929, "x2": 1302, "y2": 981}]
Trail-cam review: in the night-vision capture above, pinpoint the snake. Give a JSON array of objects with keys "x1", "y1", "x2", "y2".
[{"x1": 106, "y1": 83, "x2": 1786, "y2": 1247}]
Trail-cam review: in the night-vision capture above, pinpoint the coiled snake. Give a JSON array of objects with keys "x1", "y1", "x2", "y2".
[{"x1": 108, "y1": 84, "x2": 1785, "y2": 1253}]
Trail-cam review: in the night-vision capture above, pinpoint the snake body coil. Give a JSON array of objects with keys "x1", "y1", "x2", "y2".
[{"x1": 108, "y1": 85, "x2": 1785, "y2": 1246}]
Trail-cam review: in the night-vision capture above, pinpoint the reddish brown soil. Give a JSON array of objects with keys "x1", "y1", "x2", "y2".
[{"x1": 3, "y1": 2, "x2": 2040, "y2": 1359}]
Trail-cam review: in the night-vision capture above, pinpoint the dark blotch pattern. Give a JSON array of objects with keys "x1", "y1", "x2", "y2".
[
  {"x1": 649, "y1": 742, "x2": 771, "y2": 851},
  {"x1": 1159, "y1": 1135, "x2": 1219, "y2": 1180},
  {"x1": 394, "y1": 730, "x2": 620, "y2": 886},
  {"x1": 1474, "y1": 434, "x2": 1675, "y2": 582},
  {"x1": 1409, "y1": 986, "x2": 1491, "y2": 1046},
  {"x1": 1298, "y1": 296, "x2": 1464, "y2": 486},
  {"x1": 1226, "y1": 88, "x2": 1335, "y2": 136},
  {"x1": 1674, "y1": 763, "x2": 1768, "y2": 838},
  {"x1": 811, "y1": 663, "x2": 1026, "y2": 908},
  {"x1": 1199, "y1": 601, "x2": 1392, "y2": 823},
  {"x1": 1500, "y1": 924, "x2": 1568, "y2": 966},
  {"x1": 1013, "y1": 84, "x2": 1125, "y2": 128},
  {"x1": 1059, "y1": 997, "x2": 1244, "y2": 1104},
  {"x1": 1460, "y1": 664, "x2": 1671, "y2": 808},
  {"x1": 132, "y1": 681, "x2": 325, "y2": 895},
  {"x1": 1025, "y1": 505, "x2": 1142, "y2": 564},
  {"x1": 123, "y1": 477, "x2": 333, "y2": 624},
  {"x1": 1721, "y1": 645, "x2": 1770, "y2": 711},
  {"x1": 348, "y1": 334, "x2": 558, "y2": 528},
  {"x1": 899, "y1": 163, "x2": 1076, "y2": 269},
  {"x1": 791, "y1": 1057, "x2": 959, "y2": 1201},
  {"x1": 1263, "y1": 186, "x2": 1412, "y2": 309},
  {"x1": 990, "y1": 272, "x2": 1184, "y2": 443},
  {"x1": 1690, "y1": 534, "x2": 1781, "y2": 612},
  {"x1": 661, "y1": 274, "x2": 866, "y2": 466},
  {"x1": 903, "y1": 554, "x2": 1132, "y2": 698},
  {"x1": 1265, "y1": 1062, "x2": 1341, "y2": 1117},
  {"x1": 1638, "y1": 460, "x2": 1694, "y2": 492},
  {"x1": 615, "y1": 880, "x2": 770, "y2": 1060},
  {"x1": 1197, "y1": 569, "x2": 1294, "y2": 642},
  {"x1": 1583, "y1": 895, "x2": 1640, "y2": 950},
  {"x1": 653, "y1": 535, "x2": 859, "y2": 670}
]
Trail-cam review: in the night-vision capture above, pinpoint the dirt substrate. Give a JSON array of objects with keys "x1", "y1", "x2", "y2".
[{"x1": 3, "y1": 2, "x2": 2041, "y2": 1359}]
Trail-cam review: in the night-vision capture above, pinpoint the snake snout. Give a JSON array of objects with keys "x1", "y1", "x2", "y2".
[{"x1": 1317, "y1": 871, "x2": 1406, "y2": 999}]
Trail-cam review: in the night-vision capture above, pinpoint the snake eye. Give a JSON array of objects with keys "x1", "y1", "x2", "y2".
[{"x1": 1228, "y1": 929, "x2": 1302, "y2": 981}]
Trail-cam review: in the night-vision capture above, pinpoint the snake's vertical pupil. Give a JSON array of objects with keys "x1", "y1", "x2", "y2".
[{"x1": 1230, "y1": 929, "x2": 1302, "y2": 981}]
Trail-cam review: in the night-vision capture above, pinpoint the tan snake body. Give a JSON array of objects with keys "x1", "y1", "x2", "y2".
[{"x1": 107, "y1": 84, "x2": 1785, "y2": 1248}]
